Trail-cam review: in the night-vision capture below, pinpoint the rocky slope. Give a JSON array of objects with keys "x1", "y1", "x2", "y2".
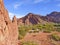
[
  {"x1": 17, "y1": 11, "x2": 60, "y2": 25},
  {"x1": 44, "y1": 11, "x2": 60, "y2": 23},
  {"x1": 0, "y1": 0, "x2": 18, "y2": 45},
  {"x1": 17, "y1": 13, "x2": 47, "y2": 25}
]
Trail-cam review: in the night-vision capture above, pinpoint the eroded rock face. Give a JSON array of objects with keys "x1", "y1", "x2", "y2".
[{"x1": 0, "y1": 0, "x2": 18, "y2": 45}]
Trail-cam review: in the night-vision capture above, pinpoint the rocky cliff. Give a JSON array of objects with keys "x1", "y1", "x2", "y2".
[{"x1": 0, "y1": 0, "x2": 18, "y2": 45}]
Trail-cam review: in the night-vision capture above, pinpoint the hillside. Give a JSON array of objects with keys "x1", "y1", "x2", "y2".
[
  {"x1": 17, "y1": 13, "x2": 47, "y2": 25},
  {"x1": 17, "y1": 11, "x2": 60, "y2": 25},
  {"x1": 18, "y1": 23, "x2": 60, "y2": 45},
  {"x1": 41, "y1": 11, "x2": 60, "y2": 23},
  {"x1": 17, "y1": 12, "x2": 60, "y2": 45}
]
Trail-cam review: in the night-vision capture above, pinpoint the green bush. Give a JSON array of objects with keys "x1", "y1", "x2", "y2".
[
  {"x1": 43, "y1": 30, "x2": 51, "y2": 33},
  {"x1": 54, "y1": 23, "x2": 60, "y2": 32},
  {"x1": 18, "y1": 23, "x2": 55, "y2": 39},
  {"x1": 18, "y1": 27, "x2": 28, "y2": 39},
  {"x1": 33, "y1": 30, "x2": 39, "y2": 33},
  {"x1": 51, "y1": 34, "x2": 60, "y2": 41},
  {"x1": 29, "y1": 30, "x2": 34, "y2": 33},
  {"x1": 56, "y1": 28, "x2": 60, "y2": 32},
  {"x1": 21, "y1": 41, "x2": 38, "y2": 45},
  {"x1": 18, "y1": 35, "x2": 23, "y2": 40}
]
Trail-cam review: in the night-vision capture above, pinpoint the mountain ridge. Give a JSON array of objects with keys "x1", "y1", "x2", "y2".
[{"x1": 17, "y1": 11, "x2": 60, "y2": 25}]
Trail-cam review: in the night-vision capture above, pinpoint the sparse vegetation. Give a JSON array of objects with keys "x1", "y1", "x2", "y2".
[
  {"x1": 21, "y1": 41, "x2": 38, "y2": 45},
  {"x1": 54, "y1": 23, "x2": 60, "y2": 32},
  {"x1": 43, "y1": 30, "x2": 51, "y2": 33},
  {"x1": 18, "y1": 23, "x2": 60, "y2": 40},
  {"x1": 18, "y1": 25, "x2": 29, "y2": 39},
  {"x1": 51, "y1": 33, "x2": 60, "y2": 41}
]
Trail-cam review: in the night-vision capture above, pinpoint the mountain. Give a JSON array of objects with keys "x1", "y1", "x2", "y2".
[
  {"x1": 17, "y1": 13, "x2": 47, "y2": 25},
  {"x1": 17, "y1": 11, "x2": 60, "y2": 25},
  {"x1": 40, "y1": 11, "x2": 60, "y2": 23}
]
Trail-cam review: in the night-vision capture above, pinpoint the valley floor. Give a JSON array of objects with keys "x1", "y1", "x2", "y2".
[{"x1": 18, "y1": 31, "x2": 60, "y2": 45}]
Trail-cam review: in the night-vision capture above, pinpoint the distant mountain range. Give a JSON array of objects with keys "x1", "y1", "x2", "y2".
[{"x1": 17, "y1": 11, "x2": 60, "y2": 25}]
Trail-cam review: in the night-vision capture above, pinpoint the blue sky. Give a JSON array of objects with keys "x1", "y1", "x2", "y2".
[{"x1": 4, "y1": 0, "x2": 60, "y2": 18}]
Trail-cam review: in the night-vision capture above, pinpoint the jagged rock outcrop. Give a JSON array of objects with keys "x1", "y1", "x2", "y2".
[{"x1": 0, "y1": 0, "x2": 18, "y2": 45}]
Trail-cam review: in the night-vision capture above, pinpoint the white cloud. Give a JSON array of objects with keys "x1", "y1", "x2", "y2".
[
  {"x1": 14, "y1": 2, "x2": 23, "y2": 9},
  {"x1": 13, "y1": 0, "x2": 50, "y2": 8},
  {"x1": 9, "y1": 12, "x2": 24, "y2": 19},
  {"x1": 9, "y1": 12, "x2": 14, "y2": 19},
  {"x1": 14, "y1": 4, "x2": 20, "y2": 9}
]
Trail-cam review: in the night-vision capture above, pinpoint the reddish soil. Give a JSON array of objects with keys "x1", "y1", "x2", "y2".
[{"x1": 19, "y1": 32, "x2": 53, "y2": 45}]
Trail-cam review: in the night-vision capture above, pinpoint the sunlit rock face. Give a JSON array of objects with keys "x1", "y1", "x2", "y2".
[{"x1": 0, "y1": 0, "x2": 18, "y2": 45}]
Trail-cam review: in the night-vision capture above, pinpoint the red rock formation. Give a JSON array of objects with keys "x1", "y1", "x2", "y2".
[
  {"x1": 17, "y1": 11, "x2": 60, "y2": 26},
  {"x1": 17, "y1": 13, "x2": 47, "y2": 26},
  {"x1": 0, "y1": 0, "x2": 18, "y2": 45},
  {"x1": 40, "y1": 11, "x2": 60, "y2": 23}
]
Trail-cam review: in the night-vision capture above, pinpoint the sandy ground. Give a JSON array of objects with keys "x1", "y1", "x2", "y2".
[{"x1": 18, "y1": 31, "x2": 60, "y2": 45}]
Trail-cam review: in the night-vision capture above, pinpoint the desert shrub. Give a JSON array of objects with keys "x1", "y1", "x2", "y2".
[
  {"x1": 56, "y1": 28, "x2": 60, "y2": 32},
  {"x1": 43, "y1": 30, "x2": 51, "y2": 33},
  {"x1": 21, "y1": 41, "x2": 38, "y2": 45},
  {"x1": 18, "y1": 26, "x2": 29, "y2": 39},
  {"x1": 18, "y1": 35, "x2": 23, "y2": 40},
  {"x1": 37, "y1": 24, "x2": 43, "y2": 31},
  {"x1": 54, "y1": 23, "x2": 60, "y2": 27},
  {"x1": 51, "y1": 34, "x2": 60, "y2": 41},
  {"x1": 18, "y1": 30, "x2": 27, "y2": 39},
  {"x1": 54, "y1": 23, "x2": 60, "y2": 32},
  {"x1": 31, "y1": 25, "x2": 37, "y2": 30},
  {"x1": 29, "y1": 31, "x2": 33, "y2": 33},
  {"x1": 44, "y1": 24, "x2": 54, "y2": 30},
  {"x1": 33, "y1": 30, "x2": 39, "y2": 33},
  {"x1": 18, "y1": 23, "x2": 54, "y2": 39},
  {"x1": 37, "y1": 23, "x2": 54, "y2": 31}
]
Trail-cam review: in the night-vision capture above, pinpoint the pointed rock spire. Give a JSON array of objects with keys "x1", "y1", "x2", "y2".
[{"x1": 12, "y1": 16, "x2": 17, "y2": 22}]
